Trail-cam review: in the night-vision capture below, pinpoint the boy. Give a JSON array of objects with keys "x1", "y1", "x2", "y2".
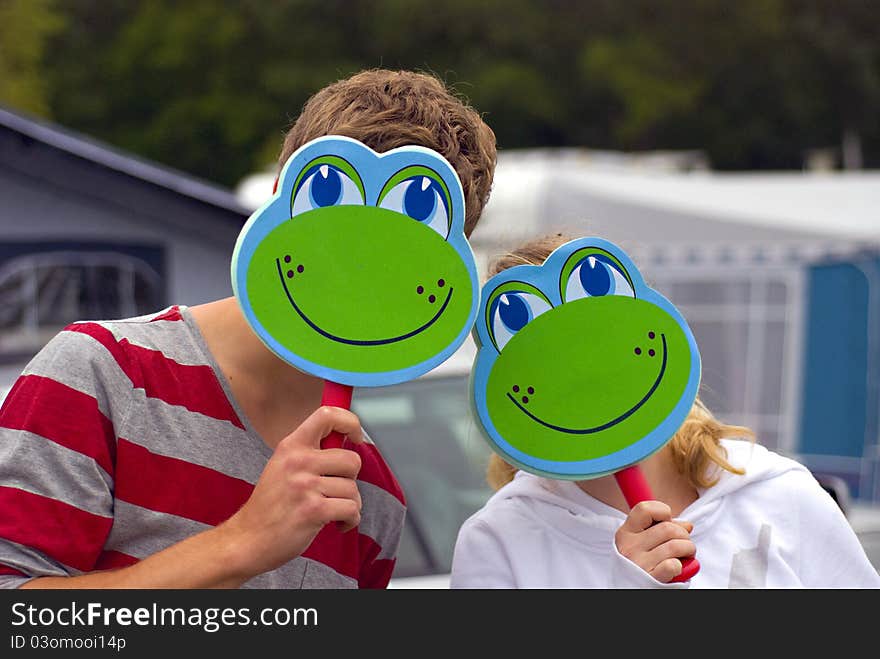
[{"x1": 0, "y1": 69, "x2": 497, "y2": 588}]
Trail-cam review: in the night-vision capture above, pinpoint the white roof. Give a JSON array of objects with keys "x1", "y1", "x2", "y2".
[
  {"x1": 236, "y1": 148, "x2": 880, "y2": 249},
  {"x1": 570, "y1": 170, "x2": 878, "y2": 238},
  {"x1": 474, "y1": 150, "x2": 880, "y2": 246}
]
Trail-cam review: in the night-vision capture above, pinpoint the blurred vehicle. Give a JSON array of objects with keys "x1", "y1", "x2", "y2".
[
  {"x1": 849, "y1": 503, "x2": 880, "y2": 573},
  {"x1": 813, "y1": 473, "x2": 880, "y2": 574},
  {"x1": 352, "y1": 337, "x2": 493, "y2": 588},
  {"x1": 848, "y1": 503, "x2": 880, "y2": 572}
]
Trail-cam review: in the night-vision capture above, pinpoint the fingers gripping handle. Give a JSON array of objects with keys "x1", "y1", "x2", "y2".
[
  {"x1": 614, "y1": 465, "x2": 700, "y2": 583},
  {"x1": 320, "y1": 381, "x2": 353, "y2": 449}
]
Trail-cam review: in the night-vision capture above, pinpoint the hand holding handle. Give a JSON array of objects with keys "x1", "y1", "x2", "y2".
[{"x1": 614, "y1": 465, "x2": 700, "y2": 583}]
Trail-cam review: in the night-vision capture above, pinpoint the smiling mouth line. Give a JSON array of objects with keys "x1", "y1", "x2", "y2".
[
  {"x1": 507, "y1": 333, "x2": 668, "y2": 434},
  {"x1": 276, "y1": 258, "x2": 453, "y2": 346}
]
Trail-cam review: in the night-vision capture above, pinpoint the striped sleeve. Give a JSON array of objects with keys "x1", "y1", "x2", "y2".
[{"x1": 0, "y1": 328, "x2": 120, "y2": 587}]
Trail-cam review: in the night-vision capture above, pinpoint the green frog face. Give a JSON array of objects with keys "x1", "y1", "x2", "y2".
[
  {"x1": 471, "y1": 237, "x2": 701, "y2": 479},
  {"x1": 232, "y1": 136, "x2": 479, "y2": 386}
]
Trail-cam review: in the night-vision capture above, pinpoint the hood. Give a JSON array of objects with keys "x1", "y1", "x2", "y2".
[
  {"x1": 696, "y1": 438, "x2": 807, "y2": 501},
  {"x1": 482, "y1": 439, "x2": 806, "y2": 546}
]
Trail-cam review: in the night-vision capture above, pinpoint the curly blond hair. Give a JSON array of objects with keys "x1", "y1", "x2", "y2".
[
  {"x1": 484, "y1": 233, "x2": 754, "y2": 491},
  {"x1": 278, "y1": 69, "x2": 497, "y2": 238}
]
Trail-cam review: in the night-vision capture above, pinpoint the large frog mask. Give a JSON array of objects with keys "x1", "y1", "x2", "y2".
[
  {"x1": 232, "y1": 136, "x2": 479, "y2": 386},
  {"x1": 471, "y1": 237, "x2": 701, "y2": 479}
]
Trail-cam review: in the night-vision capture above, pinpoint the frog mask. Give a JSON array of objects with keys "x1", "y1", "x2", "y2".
[
  {"x1": 232, "y1": 135, "x2": 479, "y2": 387},
  {"x1": 471, "y1": 237, "x2": 701, "y2": 479}
]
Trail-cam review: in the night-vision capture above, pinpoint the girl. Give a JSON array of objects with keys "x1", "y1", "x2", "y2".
[{"x1": 450, "y1": 233, "x2": 880, "y2": 588}]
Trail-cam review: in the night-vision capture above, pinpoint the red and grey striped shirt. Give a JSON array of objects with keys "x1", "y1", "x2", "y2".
[{"x1": 0, "y1": 306, "x2": 406, "y2": 588}]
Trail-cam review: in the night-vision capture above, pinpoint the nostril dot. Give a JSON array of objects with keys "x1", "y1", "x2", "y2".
[
  {"x1": 437, "y1": 278, "x2": 445, "y2": 287},
  {"x1": 522, "y1": 396, "x2": 529, "y2": 404},
  {"x1": 284, "y1": 255, "x2": 291, "y2": 263},
  {"x1": 297, "y1": 264, "x2": 304, "y2": 273},
  {"x1": 428, "y1": 294, "x2": 436, "y2": 303},
  {"x1": 527, "y1": 386, "x2": 534, "y2": 395},
  {"x1": 512, "y1": 385, "x2": 520, "y2": 393},
  {"x1": 634, "y1": 347, "x2": 642, "y2": 355},
  {"x1": 286, "y1": 270, "x2": 294, "y2": 279},
  {"x1": 648, "y1": 331, "x2": 655, "y2": 340},
  {"x1": 648, "y1": 349, "x2": 656, "y2": 357},
  {"x1": 416, "y1": 286, "x2": 424, "y2": 295}
]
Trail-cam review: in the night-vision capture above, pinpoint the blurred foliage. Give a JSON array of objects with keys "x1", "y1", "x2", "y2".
[
  {"x1": 0, "y1": 0, "x2": 877, "y2": 187},
  {"x1": 0, "y1": 0, "x2": 64, "y2": 115}
]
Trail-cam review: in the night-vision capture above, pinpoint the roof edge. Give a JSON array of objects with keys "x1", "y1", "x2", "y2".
[{"x1": 0, "y1": 105, "x2": 250, "y2": 217}]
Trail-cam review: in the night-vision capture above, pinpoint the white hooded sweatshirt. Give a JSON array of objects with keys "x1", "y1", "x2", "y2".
[{"x1": 450, "y1": 440, "x2": 880, "y2": 588}]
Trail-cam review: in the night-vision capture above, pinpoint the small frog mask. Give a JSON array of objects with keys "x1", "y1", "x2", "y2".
[{"x1": 471, "y1": 237, "x2": 701, "y2": 479}]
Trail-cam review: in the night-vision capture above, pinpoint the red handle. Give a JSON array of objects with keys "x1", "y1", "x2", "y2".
[
  {"x1": 320, "y1": 380, "x2": 353, "y2": 449},
  {"x1": 614, "y1": 465, "x2": 700, "y2": 583}
]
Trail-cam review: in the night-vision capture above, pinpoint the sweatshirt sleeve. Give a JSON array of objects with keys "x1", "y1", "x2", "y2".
[
  {"x1": 0, "y1": 328, "x2": 119, "y2": 588},
  {"x1": 608, "y1": 538, "x2": 690, "y2": 589},
  {"x1": 793, "y1": 470, "x2": 880, "y2": 588},
  {"x1": 450, "y1": 516, "x2": 518, "y2": 588}
]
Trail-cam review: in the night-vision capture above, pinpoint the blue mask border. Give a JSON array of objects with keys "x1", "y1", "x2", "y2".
[
  {"x1": 470, "y1": 236, "x2": 702, "y2": 480},
  {"x1": 231, "y1": 135, "x2": 479, "y2": 387}
]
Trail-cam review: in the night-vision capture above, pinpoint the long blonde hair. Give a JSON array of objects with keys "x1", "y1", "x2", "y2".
[{"x1": 484, "y1": 233, "x2": 754, "y2": 491}]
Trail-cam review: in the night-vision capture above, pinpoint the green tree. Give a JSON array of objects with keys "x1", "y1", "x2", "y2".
[
  {"x1": 23, "y1": 0, "x2": 880, "y2": 185},
  {"x1": 0, "y1": 0, "x2": 64, "y2": 116},
  {"x1": 787, "y1": 0, "x2": 880, "y2": 168}
]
